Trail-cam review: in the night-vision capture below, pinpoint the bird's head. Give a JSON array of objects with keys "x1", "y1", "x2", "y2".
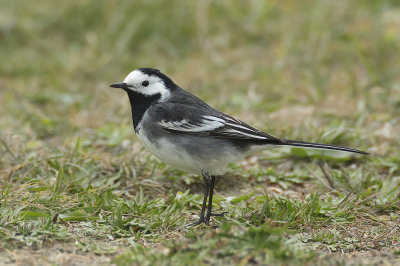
[{"x1": 110, "y1": 68, "x2": 175, "y2": 100}]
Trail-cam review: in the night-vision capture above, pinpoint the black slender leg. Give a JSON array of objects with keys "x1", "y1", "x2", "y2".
[
  {"x1": 186, "y1": 171, "x2": 211, "y2": 227},
  {"x1": 205, "y1": 176, "x2": 228, "y2": 225},
  {"x1": 204, "y1": 175, "x2": 215, "y2": 223},
  {"x1": 187, "y1": 172, "x2": 228, "y2": 227}
]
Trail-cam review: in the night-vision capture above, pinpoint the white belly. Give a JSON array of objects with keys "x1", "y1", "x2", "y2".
[{"x1": 136, "y1": 131, "x2": 242, "y2": 175}]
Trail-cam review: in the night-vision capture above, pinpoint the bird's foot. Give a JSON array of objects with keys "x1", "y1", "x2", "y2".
[
  {"x1": 205, "y1": 211, "x2": 228, "y2": 221},
  {"x1": 203, "y1": 211, "x2": 228, "y2": 228},
  {"x1": 186, "y1": 216, "x2": 209, "y2": 227},
  {"x1": 210, "y1": 211, "x2": 228, "y2": 217},
  {"x1": 186, "y1": 211, "x2": 228, "y2": 228}
]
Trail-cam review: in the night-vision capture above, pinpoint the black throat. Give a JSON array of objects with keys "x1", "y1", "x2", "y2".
[{"x1": 126, "y1": 90, "x2": 161, "y2": 131}]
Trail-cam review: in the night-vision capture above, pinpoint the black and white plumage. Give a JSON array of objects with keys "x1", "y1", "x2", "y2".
[{"x1": 110, "y1": 68, "x2": 368, "y2": 227}]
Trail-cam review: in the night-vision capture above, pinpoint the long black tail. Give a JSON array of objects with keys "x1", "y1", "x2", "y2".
[{"x1": 280, "y1": 139, "x2": 369, "y2": 155}]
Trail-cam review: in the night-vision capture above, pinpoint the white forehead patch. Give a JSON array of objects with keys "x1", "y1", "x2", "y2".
[{"x1": 123, "y1": 70, "x2": 170, "y2": 101}]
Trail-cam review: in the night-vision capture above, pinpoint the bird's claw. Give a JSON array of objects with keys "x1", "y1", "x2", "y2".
[
  {"x1": 186, "y1": 211, "x2": 228, "y2": 228},
  {"x1": 210, "y1": 211, "x2": 228, "y2": 217},
  {"x1": 205, "y1": 211, "x2": 228, "y2": 222},
  {"x1": 186, "y1": 216, "x2": 209, "y2": 227}
]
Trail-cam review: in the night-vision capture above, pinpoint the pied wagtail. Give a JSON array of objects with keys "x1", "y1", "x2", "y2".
[{"x1": 110, "y1": 68, "x2": 368, "y2": 227}]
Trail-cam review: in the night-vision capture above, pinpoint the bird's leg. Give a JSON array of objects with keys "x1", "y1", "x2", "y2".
[
  {"x1": 186, "y1": 170, "x2": 211, "y2": 227},
  {"x1": 205, "y1": 175, "x2": 228, "y2": 224}
]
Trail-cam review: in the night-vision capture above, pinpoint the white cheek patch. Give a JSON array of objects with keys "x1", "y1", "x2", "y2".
[
  {"x1": 123, "y1": 70, "x2": 170, "y2": 101},
  {"x1": 131, "y1": 82, "x2": 171, "y2": 101}
]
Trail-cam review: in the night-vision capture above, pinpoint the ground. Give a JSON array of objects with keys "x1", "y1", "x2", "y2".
[{"x1": 1, "y1": 0, "x2": 400, "y2": 265}]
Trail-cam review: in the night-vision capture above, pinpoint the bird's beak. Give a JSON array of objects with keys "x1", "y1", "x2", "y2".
[{"x1": 110, "y1": 82, "x2": 128, "y2": 89}]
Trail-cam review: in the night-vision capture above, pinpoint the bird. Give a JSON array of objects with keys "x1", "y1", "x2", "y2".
[{"x1": 109, "y1": 68, "x2": 368, "y2": 227}]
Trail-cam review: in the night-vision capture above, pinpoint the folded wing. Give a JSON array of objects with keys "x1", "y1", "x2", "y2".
[
  {"x1": 155, "y1": 103, "x2": 368, "y2": 155},
  {"x1": 158, "y1": 113, "x2": 282, "y2": 142}
]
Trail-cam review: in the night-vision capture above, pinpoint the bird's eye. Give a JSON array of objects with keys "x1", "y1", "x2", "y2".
[{"x1": 142, "y1": 80, "x2": 149, "y2": 87}]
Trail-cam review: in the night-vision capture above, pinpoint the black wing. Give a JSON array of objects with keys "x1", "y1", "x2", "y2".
[{"x1": 157, "y1": 105, "x2": 281, "y2": 142}]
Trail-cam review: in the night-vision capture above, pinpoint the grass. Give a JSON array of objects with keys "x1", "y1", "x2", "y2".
[{"x1": 1, "y1": 0, "x2": 400, "y2": 264}]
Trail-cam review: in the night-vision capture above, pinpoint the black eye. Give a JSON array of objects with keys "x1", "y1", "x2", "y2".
[{"x1": 142, "y1": 80, "x2": 149, "y2": 87}]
